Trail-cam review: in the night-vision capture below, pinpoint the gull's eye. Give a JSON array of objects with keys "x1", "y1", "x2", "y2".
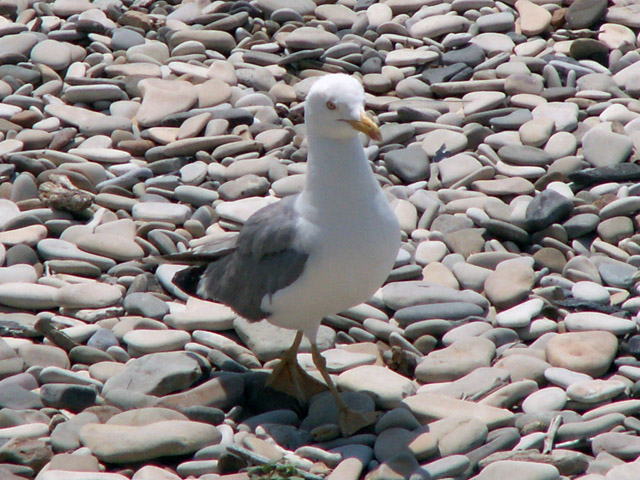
[{"x1": 326, "y1": 101, "x2": 336, "y2": 110}]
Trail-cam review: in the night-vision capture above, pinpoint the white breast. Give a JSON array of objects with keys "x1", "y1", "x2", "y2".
[{"x1": 263, "y1": 189, "x2": 400, "y2": 339}]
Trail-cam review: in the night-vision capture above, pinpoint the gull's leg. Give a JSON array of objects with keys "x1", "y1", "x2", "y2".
[
  {"x1": 266, "y1": 331, "x2": 326, "y2": 403},
  {"x1": 310, "y1": 342, "x2": 379, "y2": 437}
]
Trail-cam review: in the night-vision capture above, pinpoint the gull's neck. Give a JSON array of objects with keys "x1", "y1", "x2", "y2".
[{"x1": 301, "y1": 134, "x2": 381, "y2": 212}]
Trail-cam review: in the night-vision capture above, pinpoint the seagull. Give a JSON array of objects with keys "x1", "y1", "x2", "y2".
[{"x1": 172, "y1": 74, "x2": 401, "y2": 436}]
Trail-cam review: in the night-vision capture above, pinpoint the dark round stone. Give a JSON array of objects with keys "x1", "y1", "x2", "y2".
[
  {"x1": 87, "y1": 328, "x2": 119, "y2": 351},
  {"x1": 182, "y1": 406, "x2": 226, "y2": 425},
  {"x1": 384, "y1": 146, "x2": 430, "y2": 183},
  {"x1": 361, "y1": 56, "x2": 382, "y2": 74},
  {"x1": 627, "y1": 335, "x2": 640, "y2": 358},
  {"x1": 69, "y1": 346, "x2": 114, "y2": 365},
  {"x1": 123, "y1": 291, "x2": 170, "y2": 319},
  {"x1": 565, "y1": 0, "x2": 607, "y2": 29},
  {"x1": 422, "y1": 63, "x2": 468, "y2": 84},
  {"x1": 6, "y1": 244, "x2": 39, "y2": 266},
  {"x1": 525, "y1": 189, "x2": 574, "y2": 232},
  {"x1": 217, "y1": 452, "x2": 247, "y2": 474},
  {"x1": 570, "y1": 38, "x2": 609, "y2": 66},
  {"x1": 40, "y1": 384, "x2": 97, "y2": 413},
  {"x1": 441, "y1": 44, "x2": 485, "y2": 68},
  {"x1": 2, "y1": 214, "x2": 43, "y2": 232}
]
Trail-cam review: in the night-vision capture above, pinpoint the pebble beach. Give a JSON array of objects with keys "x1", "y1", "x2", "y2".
[{"x1": 3, "y1": 0, "x2": 640, "y2": 479}]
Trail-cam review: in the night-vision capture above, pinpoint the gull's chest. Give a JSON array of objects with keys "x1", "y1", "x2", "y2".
[{"x1": 301, "y1": 194, "x2": 400, "y2": 299}]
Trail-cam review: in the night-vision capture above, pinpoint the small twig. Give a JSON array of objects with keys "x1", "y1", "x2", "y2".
[{"x1": 543, "y1": 415, "x2": 563, "y2": 454}]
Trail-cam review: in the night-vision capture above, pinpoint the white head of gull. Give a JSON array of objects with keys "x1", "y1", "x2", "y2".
[{"x1": 172, "y1": 73, "x2": 401, "y2": 436}]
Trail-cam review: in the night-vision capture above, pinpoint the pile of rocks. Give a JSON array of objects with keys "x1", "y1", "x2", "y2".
[{"x1": 4, "y1": 0, "x2": 640, "y2": 479}]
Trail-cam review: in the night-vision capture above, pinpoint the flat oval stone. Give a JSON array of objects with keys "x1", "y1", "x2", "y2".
[
  {"x1": 385, "y1": 146, "x2": 430, "y2": 183},
  {"x1": 103, "y1": 352, "x2": 205, "y2": 396},
  {"x1": 516, "y1": 0, "x2": 552, "y2": 36},
  {"x1": 571, "y1": 281, "x2": 610, "y2": 304},
  {"x1": 599, "y1": 196, "x2": 640, "y2": 220},
  {"x1": 169, "y1": 30, "x2": 235, "y2": 54},
  {"x1": 545, "y1": 131, "x2": 578, "y2": 158},
  {"x1": 18, "y1": 343, "x2": 70, "y2": 369},
  {"x1": 420, "y1": 455, "x2": 470, "y2": 479},
  {"x1": 544, "y1": 367, "x2": 593, "y2": 389},
  {"x1": 582, "y1": 127, "x2": 633, "y2": 167},
  {"x1": 438, "y1": 418, "x2": 488, "y2": 456},
  {"x1": 41, "y1": 383, "x2": 97, "y2": 413},
  {"x1": 545, "y1": 331, "x2": 618, "y2": 377},
  {"x1": 484, "y1": 258, "x2": 535, "y2": 309},
  {"x1": 598, "y1": 259, "x2": 640, "y2": 289},
  {"x1": 284, "y1": 27, "x2": 339, "y2": 50},
  {"x1": 423, "y1": 130, "x2": 468, "y2": 157},
  {"x1": 0, "y1": 422, "x2": 49, "y2": 440},
  {"x1": 76, "y1": 233, "x2": 144, "y2": 261},
  {"x1": 566, "y1": 379, "x2": 626, "y2": 403},
  {"x1": 493, "y1": 354, "x2": 550, "y2": 384},
  {"x1": 444, "y1": 44, "x2": 486, "y2": 69},
  {"x1": 164, "y1": 298, "x2": 236, "y2": 331},
  {"x1": 123, "y1": 329, "x2": 191, "y2": 354},
  {"x1": 498, "y1": 145, "x2": 553, "y2": 167},
  {"x1": 54, "y1": 283, "x2": 123, "y2": 309},
  {"x1": 563, "y1": 213, "x2": 600, "y2": 239},
  {"x1": 564, "y1": 312, "x2": 636, "y2": 336},
  {"x1": 0, "y1": 282, "x2": 59, "y2": 309},
  {"x1": 409, "y1": 15, "x2": 470, "y2": 38},
  {"x1": 69, "y1": 148, "x2": 131, "y2": 164},
  {"x1": 471, "y1": 460, "x2": 559, "y2": 480},
  {"x1": 40, "y1": 365, "x2": 102, "y2": 388},
  {"x1": 79, "y1": 420, "x2": 221, "y2": 463},
  {"x1": 175, "y1": 186, "x2": 220, "y2": 207},
  {"x1": 524, "y1": 189, "x2": 573, "y2": 232},
  {"x1": 394, "y1": 302, "x2": 485, "y2": 326},
  {"x1": 45, "y1": 104, "x2": 132, "y2": 136},
  {"x1": 472, "y1": 177, "x2": 534, "y2": 196},
  {"x1": 0, "y1": 225, "x2": 48, "y2": 246},
  {"x1": 132, "y1": 202, "x2": 191, "y2": 224},
  {"x1": 37, "y1": 238, "x2": 116, "y2": 271},
  {"x1": 215, "y1": 197, "x2": 277, "y2": 224},
  {"x1": 532, "y1": 102, "x2": 579, "y2": 131},
  {"x1": 415, "y1": 337, "x2": 495, "y2": 383},
  {"x1": 315, "y1": 4, "x2": 357, "y2": 29},
  {"x1": 386, "y1": 49, "x2": 439, "y2": 67},
  {"x1": 519, "y1": 118, "x2": 554, "y2": 147},
  {"x1": 566, "y1": 0, "x2": 608, "y2": 29},
  {"x1": 31, "y1": 39, "x2": 72, "y2": 70},
  {"x1": 124, "y1": 292, "x2": 169, "y2": 320},
  {"x1": 495, "y1": 298, "x2": 544, "y2": 328},
  {"x1": 591, "y1": 432, "x2": 640, "y2": 460},
  {"x1": 583, "y1": 399, "x2": 640, "y2": 420},
  {"x1": 556, "y1": 413, "x2": 625, "y2": 443},
  {"x1": 599, "y1": 23, "x2": 635, "y2": 49},
  {"x1": 338, "y1": 365, "x2": 416, "y2": 409},
  {"x1": 257, "y1": 0, "x2": 315, "y2": 16},
  {"x1": 522, "y1": 387, "x2": 567, "y2": 414},
  {"x1": 402, "y1": 393, "x2": 514, "y2": 429},
  {"x1": 63, "y1": 84, "x2": 126, "y2": 103},
  {"x1": 136, "y1": 79, "x2": 198, "y2": 128},
  {"x1": 382, "y1": 281, "x2": 488, "y2": 311}
]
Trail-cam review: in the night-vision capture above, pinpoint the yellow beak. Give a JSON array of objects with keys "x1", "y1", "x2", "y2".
[{"x1": 345, "y1": 111, "x2": 382, "y2": 142}]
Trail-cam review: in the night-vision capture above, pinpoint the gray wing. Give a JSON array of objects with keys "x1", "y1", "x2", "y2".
[{"x1": 178, "y1": 195, "x2": 309, "y2": 321}]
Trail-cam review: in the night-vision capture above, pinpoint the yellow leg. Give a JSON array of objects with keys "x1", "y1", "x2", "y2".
[
  {"x1": 266, "y1": 331, "x2": 326, "y2": 403},
  {"x1": 311, "y1": 343, "x2": 379, "y2": 437}
]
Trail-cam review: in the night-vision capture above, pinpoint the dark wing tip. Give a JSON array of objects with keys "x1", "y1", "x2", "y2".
[{"x1": 172, "y1": 265, "x2": 207, "y2": 297}]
